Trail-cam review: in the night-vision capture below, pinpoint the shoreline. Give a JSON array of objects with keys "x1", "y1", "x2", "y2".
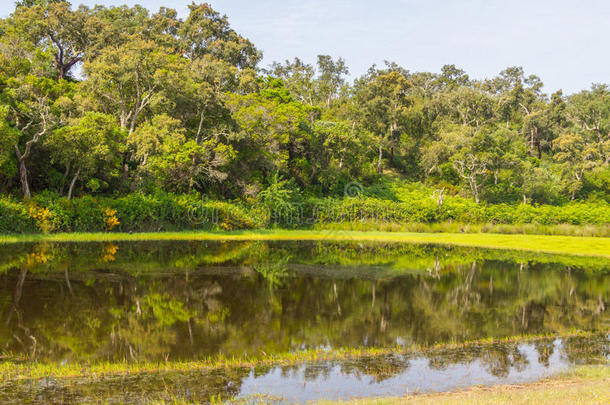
[{"x1": 1, "y1": 230, "x2": 610, "y2": 258}]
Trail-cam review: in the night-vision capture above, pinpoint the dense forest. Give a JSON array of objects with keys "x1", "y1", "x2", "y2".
[{"x1": 0, "y1": 1, "x2": 609, "y2": 232}]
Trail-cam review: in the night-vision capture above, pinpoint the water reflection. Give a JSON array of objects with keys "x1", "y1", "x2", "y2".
[
  {"x1": 237, "y1": 336, "x2": 608, "y2": 403},
  {"x1": 0, "y1": 241, "x2": 608, "y2": 363},
  {"x1": 1, "y1": 335, "x2": 607, "y2": 404}
]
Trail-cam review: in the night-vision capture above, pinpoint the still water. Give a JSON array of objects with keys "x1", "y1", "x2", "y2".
[{"x1": 0, "y1": 240, "x2": 608, "y2": 403}]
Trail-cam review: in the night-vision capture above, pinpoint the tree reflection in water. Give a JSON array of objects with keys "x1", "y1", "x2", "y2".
[
  {"x1": 1, "y1": 336, "x2": 607, "y2": 404},
  {"x1": 0, "y1": 240, "x2": 608, "y2": 363}
]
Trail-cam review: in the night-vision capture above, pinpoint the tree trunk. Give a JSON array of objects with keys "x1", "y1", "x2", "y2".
[
  {"x1": 18, "y1": 158, "x2": 31, "y2": 199},
  {"x1": 14, "y1": 146, "x2": 31, "y2": 199},
  {"x1": 389, "y1": 122, "x2": 397, "y2": 164},
  {"x1": 472, "y1": 179, "x2": 480, "y2": 204},
  {"x1": 60, "y1": 162, "x2": 71, "y2": 195},
  {"x1": 377, "y1": 136, "x2": 383, "y2": 174},
  {"x1": 57, "y1": 64, "x2": 66, "y2": 80},
  {"x1": 195, "y1": 108, "x2": 205, "y2": 145},
  {"x1": 67, "y1": 168, "x2": 81, "y2": 200}
]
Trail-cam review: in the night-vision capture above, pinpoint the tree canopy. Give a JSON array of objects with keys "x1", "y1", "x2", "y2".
[{"x1": 0, "y1": 1, "x2": 608, "y2": 205}]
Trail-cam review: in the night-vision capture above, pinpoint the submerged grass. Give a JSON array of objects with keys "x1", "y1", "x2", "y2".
[
  {"x1": 0, "y1": 331, "x2": 600, "y2": 382},
  {"x1": 0, "y1": 230, "x2": 609, "y2": 258}
]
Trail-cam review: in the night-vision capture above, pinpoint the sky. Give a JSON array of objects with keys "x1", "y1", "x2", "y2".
[{"x1": 1, "y1": 0, "x2": 609, "y2": 94}]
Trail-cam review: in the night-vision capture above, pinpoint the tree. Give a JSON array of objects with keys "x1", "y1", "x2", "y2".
[
  {"x1": 265, "y1": 57, "x2": 316, "y2": 105},
  {"x1": 46, "y1": 112, "x2": 125, "y2": 199},
  {"x1": 316, "y1": 55, "x2": 349, "y2": 108},
  {"x1": 453, "y1": 151, "x2": 487, "y2": 204},
  {"x1": 177, "y1": 55, "x2": 236, "y2": 145},
  {"x1": 178, "y1": 3, "x2": 261, "y2": 68},
  {"x1": 83, "y1": 37, "x2": 184, "y2": 136},
  {"x1": 554, "y1": 132, "x2": 599, "y2": 199},
  {"x1": 313, "y1": 120, "x2": 363, "y2": 171},
  {"x1": 3, "y1": 75, "x2": 63, "y2": 198},
  {"x1": 148, "y1": 138, "x2": 235, "y2": 193},
  {"x1": 355, "y1": 66, "x2": 413, "y2": 174},
  {"x1": 567, "y1": 84, "x2": 610, "y2": 166},
  {"x1": 128, "y1": 113, "x2": 184, "y2": 168},
  {"x1": 130, "y1": 114, "x2": 234, "y2": 192},
  {"x1": 224, "y1": 78, "x2": 313, "y2": 189},
  {"x1": 0, "y1": 105, "x2": 20, "y2": 180},
  {"x1": 438, "y1": 64, "x2": 470, "y2": 88},
  {"x1": 13, "y1": 1, "x2": 104, "y2": 79},
  {"x1": 514, "y1": 160, "x2": 562, "y2": 205}
]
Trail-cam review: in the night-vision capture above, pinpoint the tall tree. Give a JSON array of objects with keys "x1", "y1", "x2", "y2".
[
  {"x1": 265, "y1": 58, "x2": 316, "y2": 105},
  {"x1": 178, "y1": 3, "x2": 261, "y2": 68},
  {"x1": 83, "y1": 37, "x2": 184, "y2": 136},
  {"x1": 316, "y1": 55, "x2": 349, "y2": 108},
  {"x1": 2, "y1": 75, "x2": 70, "y2": 198},
  {"x1": 13, "y1": 1, "x2": 104, "y2": 79},
  {"x1": 355, "y1": 66, "x2": 413, "y2": 174},
  {"x1": 554, "y1": 132, "x2": 600, "y2": 199},
  {"x1": 568, "y1": 84, "x2": 610, "y2": 166}
]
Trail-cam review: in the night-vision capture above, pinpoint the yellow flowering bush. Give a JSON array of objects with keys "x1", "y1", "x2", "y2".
[
  {"x1": 28, "y1": 204, "x2": 55, "y2": 233},
  {"x1": 102, "y1": 207, "x2": 120, "y2": 231}
]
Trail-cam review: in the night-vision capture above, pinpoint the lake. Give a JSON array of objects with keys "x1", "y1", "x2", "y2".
[{"x1": 0, "y1": 240, "x2": 608, "y2": 403}]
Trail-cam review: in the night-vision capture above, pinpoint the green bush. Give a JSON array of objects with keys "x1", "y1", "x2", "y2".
[
  {"x1": 0, "y1": 197, "x2": 36, "y2": 233},
  {"x1": 109, "y1": 193, "x2": 193, "y2": 231},
  {"x1": 202, "y1": 200, "x2": 259, "y2": 230},
  {"x1": 1, "y1": 190, "x2": 608, "y2": 234}
]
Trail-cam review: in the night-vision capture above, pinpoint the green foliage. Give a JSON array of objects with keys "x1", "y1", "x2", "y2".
[
  {"x1": 1, "y1": 190, "x2": 609, "y2": 234},
  {"x1": 0, "y1": 196, "x2": 36, "y2": 233},
  {"x1": 0, "y1": 1, "x2": 608, "y2": 223},
  {"x1": 46, "y1": 112, "x2": 125, "y2": 198},
  {"x1": 202, "y1": 200, "x2": 258, "y2": 230},
  {"x1": 257, "y1": 173, "x2": 294, "y2": 208},
  {"x1": 24, "y1": 192, "x2": 193, "y2": 232}
]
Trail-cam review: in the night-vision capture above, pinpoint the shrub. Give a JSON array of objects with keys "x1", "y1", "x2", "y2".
[
  {"x1": 1, "y1": 191, "x2": 608, "y2": 234},
  {"x1": 0, "y1": 197, "x2": 36, "y2": 233},
  {"x1": 202, "y1": 200, "x2": 259, "y2": 230}
]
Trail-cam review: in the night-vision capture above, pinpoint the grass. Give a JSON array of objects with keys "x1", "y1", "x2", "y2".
[
  {"x1": 316, "y1": 221, "x2": 610, "y2": 237},
  {"x1": 317, "y1": 365, "x2": 610, "y2": 405},
  {"x1": 0, "y1": 332, "x2": 599, "y2": 381},
  {"x1": 1, "y1": 229, "x2": 609, "y2": 258}
]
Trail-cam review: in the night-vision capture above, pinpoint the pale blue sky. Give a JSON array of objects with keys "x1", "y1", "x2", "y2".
[{"x1": 2, "y1": 0, "x2": 609, "y2": 94}]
